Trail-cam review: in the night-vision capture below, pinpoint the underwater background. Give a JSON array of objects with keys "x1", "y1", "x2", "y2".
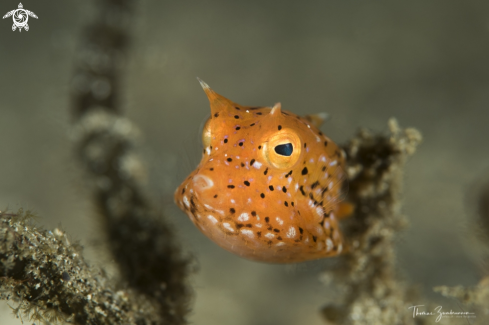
[{"x1": 1, "y1": 0, "x2": 489, "y2": 324}]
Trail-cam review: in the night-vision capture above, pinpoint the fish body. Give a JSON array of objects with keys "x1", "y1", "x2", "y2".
[{"x1": 175, "y1": 80, "x2": 348, "y2": 263}]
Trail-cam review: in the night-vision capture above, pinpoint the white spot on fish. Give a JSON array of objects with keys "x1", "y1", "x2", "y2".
[
  {"x1": 256, "y1": 223, "x2": 262, "y2": 228},
  {"x1": 316, "y1": 225, "x2": 324, "y2": 236},
  {"x1": 223, "y1": 222, "x2": 234, "y2": 232},
  {"x1": 329, "y1": 160, "x2": 337, "y2": 166},
  {"x1": 253, "y1": 161, "x2": 262, "y2": 169},
  {"x1": 326, "y1": 238, "x2": 334, "y2": 251},
  {"x1": 204, "y1": 204, "x2": 214, "y2": 210},
  {"x1": 315, "y1": 206, "x2": 324, "y2": 217},
  {"x1": 240, "y1": 229, "x2": 254, "y2": 238},
  {"x1": 208, "y1": 215, "x2": 218, "y2": 224},
  {"x1": 206, "y1": 147, "x2": 211, "y2": 155},
  {"x1": 276, "y1": 217, "x2": 284, "y2": 225},
  {"x1": 183, "y1": 196, "x2": 190, "y2": 208},
  {"x1": 276, "y1": 242, "x2": 286, "y2": 246},
  {"x1": 286, "y1": 227, "x2": 296, "y2": 238},
  {"x1": 237, "y1": 213, "x2": 249, "y2": 222},
  {"x1": 323, "y1": 219, "x2": 330, "y2": 230},
  {"x1": 265, "y1": 233, "x2": 275, "y2": 239}
]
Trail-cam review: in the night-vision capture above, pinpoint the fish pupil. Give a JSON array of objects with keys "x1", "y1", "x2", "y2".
[{"x1": 274, "y1": 143, "x2": 293, "y2": 156}]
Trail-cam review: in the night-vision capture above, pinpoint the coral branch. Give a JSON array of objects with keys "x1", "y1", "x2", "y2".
[
  {"x1": 70, "y1": 0, "x2": 193, "y2": 323},
  {"x1": 322, "y1": 119, "x2": 423, "y2": 325},
  {"x1": 0, "y1": 209, "x2": 163, "y2": 324}
]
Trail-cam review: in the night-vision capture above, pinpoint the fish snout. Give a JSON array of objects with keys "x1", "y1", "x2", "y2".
[{"x1": 192, "y1": 173, "x2": 215, "y2": 192}]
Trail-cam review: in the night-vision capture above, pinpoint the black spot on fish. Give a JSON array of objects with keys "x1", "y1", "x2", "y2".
[
  {"x1": 235, "y1": 106, "x2": 240, "y2": 110},
  {"x1": 300, "y1": 186, "x2": 306, "y2": 196},
  {"x1": 284, "y1": 201, "x2": 288, "y2": 207},
  {"x1": 251, "y1": 211, "x2": 257, "y2": 216},
  {"x1": 214, "y1": 113, "x2": 219, "y2": 118},
  {"x1": 311, "y1": 181, "x2": 320, "y2": 189},
  {"x1": 278, "y1": 125, "x2": 282, "y2": 130},
  {"x1": 244, "y1": 180, "x2": 250, "y2": 186},
  {"x1": 260, "y1": 193, "x2": 265, "y2": 198},
  {"x1": 269, "y1": 185, "x2": 274, "y2": 191},
  {"x1": 264, "y1": 167, "x2": 268, "y2": 175},
  {"x1": 265, "y1": 217, "x2": 270, "y2": 223},
  {"x1": 234, "y1": 115, "x2": 240, "y2": 119},
  {"x1": 302, "y1": 167, "x2": 308, "y2": 175},
  {"x1": 224, "y1": 139, "x2": 228, "y2": 143},
  {"x1": 250, "y1": 159, "x2": 256, "y2": 166},
  {"x1": 227, "y1": 185, "x2": 235, "y2": 189},
  {"x1": 227, "y1": 158, "x2": 232, "y2": 162},
  {"x1": 236, "y1": 126, "x2": 241, "y2": 130},
  {"x1": 230, "y1": 208, "x2": 235, "y2": 214},
  {"x1": 324, "y1": 141, "x2": 328, "y2": 146},
  {"x1": 282, "y1": 187, "x2": 287, "y2": 193}
]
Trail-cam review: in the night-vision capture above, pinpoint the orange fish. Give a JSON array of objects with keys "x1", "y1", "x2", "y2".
[{"x1": 175, "y1": 79, "x2": 351, "y2": 263}]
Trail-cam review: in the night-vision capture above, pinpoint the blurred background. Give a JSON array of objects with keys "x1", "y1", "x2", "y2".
[{"x1": 1, "y1": 0, "x2": 489, "y2": 324}]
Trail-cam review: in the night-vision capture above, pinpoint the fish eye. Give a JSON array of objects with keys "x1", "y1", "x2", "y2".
[
  {"x1": 263, "y1": 129, "x2": 301, "y2": 169},
  {"x1": 202, "y1": 117, "x2": 212, "y2": 148},
  {"x1": 274, "y1": 143, "x2": 293, "y2": 156}
]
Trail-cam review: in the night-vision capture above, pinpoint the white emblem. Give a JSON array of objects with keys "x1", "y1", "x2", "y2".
[{"x1": 3, "y1": 3, "x2": 38, "y2": 32}]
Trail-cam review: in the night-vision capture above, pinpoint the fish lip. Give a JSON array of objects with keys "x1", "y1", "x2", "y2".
[{"x1": 192, "y1": 174, "x2": 214, "y2": 191}]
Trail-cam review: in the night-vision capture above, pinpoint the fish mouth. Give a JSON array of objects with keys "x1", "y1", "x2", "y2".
[{"x1": 192, "y1": 173, "x2": 214, "y2": 191}]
